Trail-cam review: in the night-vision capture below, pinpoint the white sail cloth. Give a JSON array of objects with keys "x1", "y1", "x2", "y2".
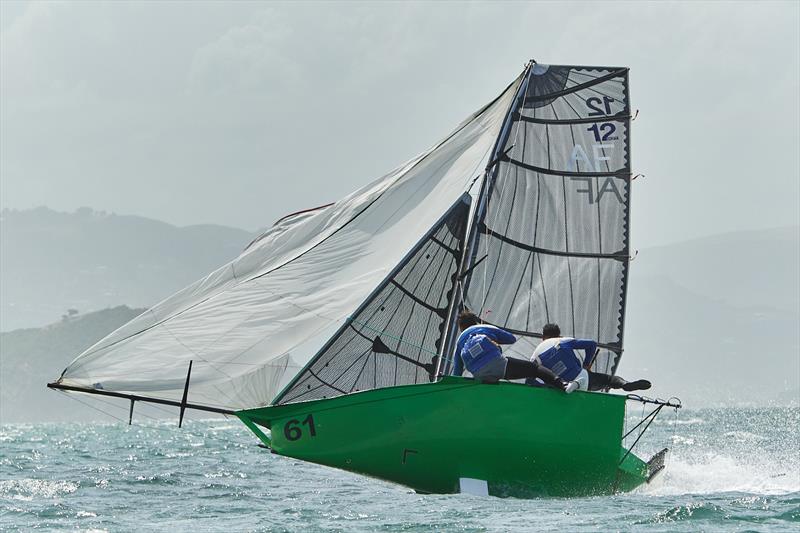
[{"x1": 57, "y1": 77, "x2": 520, "y2": 410}]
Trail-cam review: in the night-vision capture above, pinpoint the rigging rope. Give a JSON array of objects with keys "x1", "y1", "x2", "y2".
[
  {"x1": 620, "y1": 404, "x2": 664, "y2": 466},
  {"x1": 619, "y1": 395, "x2": 683, "y2": 467},
  {"x1": 55, "y1": 390, "x2": 238, "y2": 447}
]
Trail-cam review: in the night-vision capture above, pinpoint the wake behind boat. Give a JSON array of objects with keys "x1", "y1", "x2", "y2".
[{"x1": 48, "y1": 60, "x2": 680, "y2": 497}]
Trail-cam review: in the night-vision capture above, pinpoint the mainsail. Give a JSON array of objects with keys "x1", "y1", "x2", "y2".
[
  {"x1": 461, "y1": 63, "x2": 632, "y2": 376},
  {"x1": 53, "y1": 73, "x2": 522, "y2": 411}
]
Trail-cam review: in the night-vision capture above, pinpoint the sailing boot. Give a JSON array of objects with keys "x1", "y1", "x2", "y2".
[
  {"x1": 608, "y1": 374, "x2": 652, "y2": 391},
  {"x1": 621, "y1": 379, "x2": 652, "y2": 392}
]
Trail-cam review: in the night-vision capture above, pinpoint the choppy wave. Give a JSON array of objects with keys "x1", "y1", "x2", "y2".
[
  {"x1": 0, "y1": 479, "x2": 79, "y2": 500},
  {"x1": 1, "y1": 407, "x2": 798, "y2": 532}
]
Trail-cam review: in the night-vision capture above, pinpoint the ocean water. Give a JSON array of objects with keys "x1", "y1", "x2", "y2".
[{"x1": 1, "y1": 405, "x2": 798, "y2": 532}]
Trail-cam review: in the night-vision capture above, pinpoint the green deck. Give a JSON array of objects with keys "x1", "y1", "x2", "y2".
[{"x1": 237, "y1": 377, "x2": 649, "y2": 497}]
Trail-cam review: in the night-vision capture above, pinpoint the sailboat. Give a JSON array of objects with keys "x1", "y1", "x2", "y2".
[{"x1": 49, "y1": 60, "x2": 680, "y2": 498}]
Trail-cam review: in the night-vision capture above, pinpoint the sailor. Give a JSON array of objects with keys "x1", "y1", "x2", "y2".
[
  {"x1": 530, "y1": 323, "x2": 651, "y2": 392},
  {"x1": 451, "y1": 311, "x2": 573, "y2": 392}
]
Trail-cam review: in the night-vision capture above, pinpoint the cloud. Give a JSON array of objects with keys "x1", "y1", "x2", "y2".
[{"x1": 188, "y1": 8, "x2": 302, "y2": 98}]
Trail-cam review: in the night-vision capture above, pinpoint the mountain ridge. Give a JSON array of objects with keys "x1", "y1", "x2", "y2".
[{"x1": 1, "y1": 206, "x2": 256, "y2": 331}]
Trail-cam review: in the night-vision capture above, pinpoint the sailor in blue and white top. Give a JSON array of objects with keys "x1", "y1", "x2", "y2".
[
  {"x1": 530, "y1": 323, "x2": 652, "y2": 392},
  {"x1": 452, "y1": 311, "x2": 570, "y2": 391},
  {"x1": 531, "y1": 332, "x2": 597, "y2": 391}
]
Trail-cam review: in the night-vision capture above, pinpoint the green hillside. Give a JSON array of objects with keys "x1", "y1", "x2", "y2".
[{"x1": 0, "y1": 306, "x2": 145, "y2": 423}]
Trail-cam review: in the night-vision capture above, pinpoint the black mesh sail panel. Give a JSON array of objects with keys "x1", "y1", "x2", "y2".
[
  {"x1": 465, "y1": 64, "x2": 631, "y2": 375},
  {"x1": 274, "y1": 196, "x2": 470, "y2": 405}
]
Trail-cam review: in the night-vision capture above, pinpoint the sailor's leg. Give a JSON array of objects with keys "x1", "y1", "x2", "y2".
[
  {"x1": 504, "y1": 357, "x2": 565, "y2": 389},
  {"x1": 471, "y1": 357, "x2": 506, "y2": 383},
  {"x1": 587, "y1": 372, "x2": 651, "y2": 391},
  {"x1": 587, "y1": 371, "x2": 616, "y2": 391},
  {"x1": 574, "y1": 368, "x2": 590, "y2": 391}
]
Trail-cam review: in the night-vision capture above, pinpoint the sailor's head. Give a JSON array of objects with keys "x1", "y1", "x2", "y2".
[
  {"x1": 457, "y1": 310, "x2": 481, "y2": 331},
  {"x1": 542, "y1": 323, "x2": 561, "y2": 340}
]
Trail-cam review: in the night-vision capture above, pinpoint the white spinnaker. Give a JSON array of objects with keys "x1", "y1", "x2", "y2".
[{"x1": 57, "y1": 76, "x2": 520, "y2": 410}]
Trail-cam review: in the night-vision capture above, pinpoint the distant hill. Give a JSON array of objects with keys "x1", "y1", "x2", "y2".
[
  {"x1": 631, "y1": 226, "x2": 799, "y2": 314},
  {"x1": 0, "y1": 305, "x2": 146, "y2": 423},
  {"x1": 619, "y1": 226, "x2": 799, "y2": 407},
  {"x1": 0, "y1": 207, "x2": 255, "y2": 331}
]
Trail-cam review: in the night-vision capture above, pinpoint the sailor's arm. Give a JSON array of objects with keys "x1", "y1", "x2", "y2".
[
  {"x1": 452, "y1": 356, "x2": 464, "y2": 376},
  {"x1": 485, "y1": 325, "x2": 516, "y2": 345},
  {"x1": 571, "y1": 339, "x2": 598, "y2": 368}
]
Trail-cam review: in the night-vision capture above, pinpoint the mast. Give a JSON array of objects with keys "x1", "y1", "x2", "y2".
[{"x1": 437, "y1": 61, "x2": 534, "y2": 375}]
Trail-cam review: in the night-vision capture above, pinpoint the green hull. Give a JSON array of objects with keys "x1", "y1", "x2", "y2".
[{"x1": 237, "y1": 377, "x2": 652, "y2": 497}]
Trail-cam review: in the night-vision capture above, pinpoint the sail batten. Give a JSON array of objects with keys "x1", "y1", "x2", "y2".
[
  {"x1": 501, "y1": 155, "x2": 630, "y2": 177},
  {"x1": 513, "y1": 112, "x2": 630, "y2": 125}
]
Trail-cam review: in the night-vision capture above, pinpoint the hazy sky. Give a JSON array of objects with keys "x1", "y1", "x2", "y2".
[{"x1": 1, "y1": 1, "x2": 798, "y2": 246}]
